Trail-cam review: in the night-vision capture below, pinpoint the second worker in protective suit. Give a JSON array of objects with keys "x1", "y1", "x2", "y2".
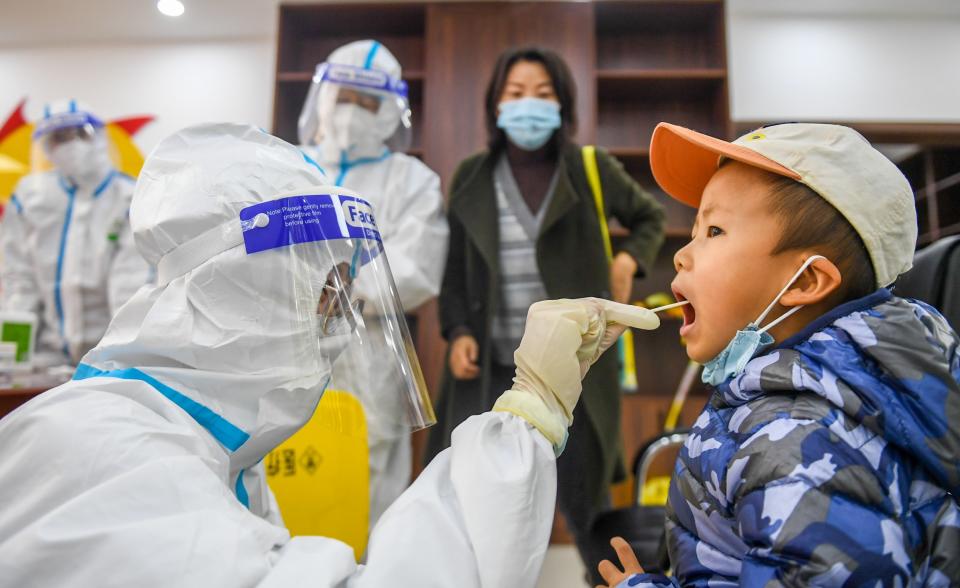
[
  {"x1": 298, "y1": 40, "x2": 449, "y2": 528},
  {"x1": 0, "y1": 99, "x2": 151, "y2": 366}
]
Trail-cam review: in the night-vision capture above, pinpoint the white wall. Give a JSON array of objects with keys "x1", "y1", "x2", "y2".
[
  {"x1": 727, "y1": 3, "x2": 960, "y2": 122},
  {"x1": 3, "y1": 1, "x2": 960, "y2": 156},
  {"x1": 0, "y1": 39, "x2": 275, "y2": 155}
]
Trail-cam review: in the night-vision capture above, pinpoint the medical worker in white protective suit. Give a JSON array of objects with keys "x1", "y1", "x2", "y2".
[
  {"x1": 0, "y1": 123, "x2": 660, "y2": 587},
  {"x1": 299, "y1": 39, "x2": 448, "y2": 526},
  {"x1": 0, "y1": 99, "x2": 150, "y2": 365}
]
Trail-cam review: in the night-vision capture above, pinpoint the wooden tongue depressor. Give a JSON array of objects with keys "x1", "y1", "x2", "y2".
[
  {"x1": 600, "y1": 299, "x2": 690, "y2": 331},
  {"x1": 649, "y1": 300, "x2": 691, "y2": 313}
]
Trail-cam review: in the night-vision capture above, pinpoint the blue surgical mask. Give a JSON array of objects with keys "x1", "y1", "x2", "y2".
[
  {"x1": 702, "y1": 255, "x2": 827, "y2": 386},
  {"x1": 497, "y1": 97, "x2": 561, "y2": 151}
]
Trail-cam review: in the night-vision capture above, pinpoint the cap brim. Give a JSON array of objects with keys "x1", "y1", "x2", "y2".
[{"x1": 649, "y1": 122, "x2": 800, "y2": 207}]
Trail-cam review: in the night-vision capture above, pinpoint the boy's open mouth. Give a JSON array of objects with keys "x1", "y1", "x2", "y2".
[{"x1": 672, "y1": 289, "x2": 696, "y2": 336}]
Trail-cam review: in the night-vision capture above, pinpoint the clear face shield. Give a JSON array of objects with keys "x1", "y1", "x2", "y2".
[
  {"x1": 30, "y1": 111, "x2": 116, "y2": 185},
  {"x1": 239, "y1": 187, "x2": 435, "y2": 435},
  {"x1": 297, "y1": 62, "x2": 412, "y2": 155}
]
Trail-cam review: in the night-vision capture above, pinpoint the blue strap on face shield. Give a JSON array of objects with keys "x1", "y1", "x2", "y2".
[
  {"x1": 33, "y1": 110, "x2": 105, "y2": 139},
  {"x1": 239, "y1": 193, "x2": 382, "y2": 255},
  {"x1": 315, "y1": 62, "x2": 408, "y2": 101}
]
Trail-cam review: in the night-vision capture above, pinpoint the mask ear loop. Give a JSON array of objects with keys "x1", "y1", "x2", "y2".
[{"x1": 752, "y1": 255, "x2": 827, "y2": 333}]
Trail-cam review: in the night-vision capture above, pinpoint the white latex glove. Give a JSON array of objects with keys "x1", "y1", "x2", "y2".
[{"x1": 492, "y1": 298, "x2": 659, "y2": 454}]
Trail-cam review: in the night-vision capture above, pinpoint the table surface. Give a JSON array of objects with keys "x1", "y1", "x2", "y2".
[
  {"x1": 0, "y1": 382, "x2": 64, "y2": 418},
  {"x1": 0, "y1": 387, "x2": 48, "y2": 396}
]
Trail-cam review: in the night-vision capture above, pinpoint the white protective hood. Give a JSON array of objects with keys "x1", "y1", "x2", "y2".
[{"x1": 81, "y1": 123, "x2": 338, "y2": 470}]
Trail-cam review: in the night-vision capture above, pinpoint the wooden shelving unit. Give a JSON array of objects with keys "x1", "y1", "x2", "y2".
[
  {"x1": 594, "y1": 0, "x2": 727, "y2": 236},
  {"x1": 272, "y1": 3, "x2": 960, "y2": 513},
  {"x1": 896, "y1": 146, "x2": 960, "y2": 246},
  {"x1": 593, "y1": 1, "x2": 727, "y2": 401},
  {"x1": 271, "y1": 1, "x2": 725, "y2": 492}
]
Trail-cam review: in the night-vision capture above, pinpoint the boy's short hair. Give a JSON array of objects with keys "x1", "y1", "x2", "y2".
[{"x1": 765, "y1": 174, "x2": 877, "y2": 301}]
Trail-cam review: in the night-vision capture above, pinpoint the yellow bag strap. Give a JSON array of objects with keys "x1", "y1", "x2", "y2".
[
  {"x1": 582, "y1": 145, "x2": 613, "y2": 262},
  {"x1": 583, "y1": 145, "x2": 639, "y2": 393}
]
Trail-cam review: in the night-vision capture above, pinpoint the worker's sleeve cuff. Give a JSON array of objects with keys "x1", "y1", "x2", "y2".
[{"x1": 492, "y1": 389, "x2": 569, "y2": 457}]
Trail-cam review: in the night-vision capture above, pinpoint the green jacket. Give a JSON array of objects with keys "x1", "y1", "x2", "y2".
[{"x1": 426, "y1": 143, "x2": 666, "y2": 497}]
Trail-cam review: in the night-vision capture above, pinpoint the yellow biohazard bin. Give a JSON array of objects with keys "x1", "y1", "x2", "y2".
[{"x1": 266, "y1": 390, "x2": 370, "y2": 560}]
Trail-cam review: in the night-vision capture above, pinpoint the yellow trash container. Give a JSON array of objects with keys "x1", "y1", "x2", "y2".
[{"x1": 266, "y1": 390, "x2": 370, "y2": 560}]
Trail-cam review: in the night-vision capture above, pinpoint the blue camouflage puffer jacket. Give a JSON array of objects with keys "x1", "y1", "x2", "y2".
[{"x1": 621, "y1": 290, "x2": 959, "y2": 587}]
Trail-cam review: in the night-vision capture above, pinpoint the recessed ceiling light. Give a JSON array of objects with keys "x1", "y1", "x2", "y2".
[{"x1": 157, "y1": 0, "x2": 185, "y2": 17}]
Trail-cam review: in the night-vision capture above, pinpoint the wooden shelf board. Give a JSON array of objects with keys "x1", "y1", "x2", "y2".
[
  {"x1": 277, "y1": 72, "x2": 312, "y2": 83},
  {"x1": 937, "y1": 221, "x2": 960, "y2": 236},
  {"x1": 279, "y1": 4, "x2": 426, "y2": 37},
  {"x1": 595, "y1": 0, "x2": 723, "y2": 34},
  {"x1": 915, "y1": 227, "x2": 960, "y2": 246},
  {"x1": 934, "y1": 170, "x2": 960, "y2": 192},
  {"x1": 598, "y1": 75, "x2": 724, "y2": 100},
  {"x1": 597, "y1": 68, "x2": 725, "y2": 80},
  {"x1": 733, "y1": 121, "x2": 960, "y2": 144}
]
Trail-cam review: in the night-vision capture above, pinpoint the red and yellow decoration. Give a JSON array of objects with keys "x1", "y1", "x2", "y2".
[{"x1": 0, "y1": 98, "x2": 154, "y2": 217}]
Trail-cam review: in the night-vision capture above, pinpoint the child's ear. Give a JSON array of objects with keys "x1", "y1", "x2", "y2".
[{"x1": 780, "y1": 256, "x2": 842, "y2": 307}]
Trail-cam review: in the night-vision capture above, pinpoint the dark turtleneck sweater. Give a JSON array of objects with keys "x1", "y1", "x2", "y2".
[{"x1": 504, "y1": 140, "x2": 559, "y2": 216}]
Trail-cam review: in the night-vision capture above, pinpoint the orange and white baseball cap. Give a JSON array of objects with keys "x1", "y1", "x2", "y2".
[{"x1": 649, "y1": 122, "x2": 918, "y2": 288}]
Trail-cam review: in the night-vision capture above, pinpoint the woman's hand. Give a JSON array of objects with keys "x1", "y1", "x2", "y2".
[
  {"x1": 610, "y1": 252, "x2": 638, "y2": 304},
  {"x1": 597, "y1": 536, "x2": 645, "y2": 588},
  {"x1": 449, "y1": 335, "x2": 480, "y2": 380}
]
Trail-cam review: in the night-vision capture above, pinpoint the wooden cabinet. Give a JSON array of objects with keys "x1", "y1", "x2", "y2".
[
  {"x1": 272, "y1": 1, "x2": 728, "y2": 479},
  {"x1": 422, "y1": 2, "x2": 597, "y2": 187},
  {"x1": 596, "y1": 1, "x2": 727, "y2": 405},
  {"x1": 898, "y1": 146, "x2": 960, "y2": 246}
]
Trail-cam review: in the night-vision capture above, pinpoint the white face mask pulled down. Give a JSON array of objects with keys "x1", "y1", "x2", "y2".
[{"x1": 701, "y1": 254, "x2": 828, "y2": 386}]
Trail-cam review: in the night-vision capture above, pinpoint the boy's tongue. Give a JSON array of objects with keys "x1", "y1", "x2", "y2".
[{"x1": 681, "y1": 302, "x2": 696, "y2": 328}]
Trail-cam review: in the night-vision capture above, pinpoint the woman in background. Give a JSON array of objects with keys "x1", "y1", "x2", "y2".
[{"x1": 426, "y1": 46, "x2": 666, "y2": 584}]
